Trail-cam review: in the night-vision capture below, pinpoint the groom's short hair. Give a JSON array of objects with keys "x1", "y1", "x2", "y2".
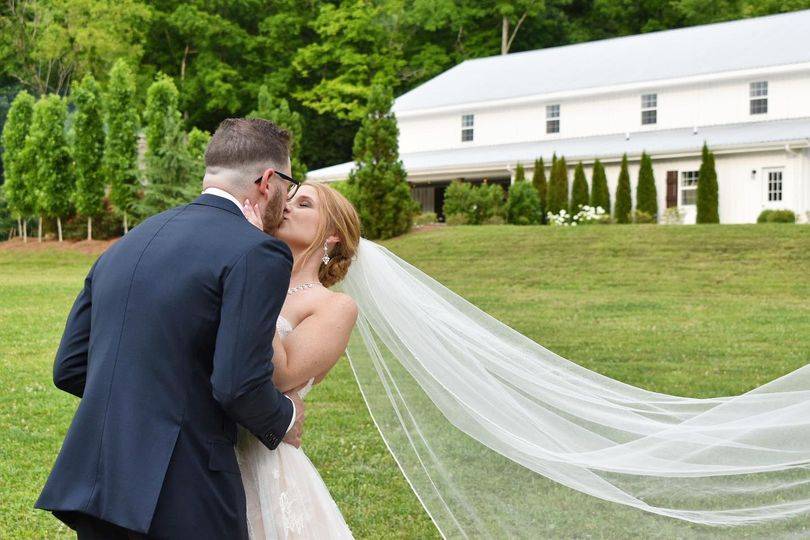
[{"x1": 205, "y1": 118, "x2": 291, "y2": 172}]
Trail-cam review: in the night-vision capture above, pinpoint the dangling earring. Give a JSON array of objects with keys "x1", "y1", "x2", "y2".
[{"x1": 322, "y1": 240, "x2": 331, "y2": 265}]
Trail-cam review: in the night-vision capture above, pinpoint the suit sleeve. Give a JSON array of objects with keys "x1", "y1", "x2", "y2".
[
  {"x1": 53, "y1": 259, "x2": 97, "y2": 398},
  {"x1": 211, "y1": 238, "x2": 294, "y2": 450}
]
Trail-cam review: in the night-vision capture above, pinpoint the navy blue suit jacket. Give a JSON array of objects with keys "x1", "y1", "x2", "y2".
[{"x1": 35, "y1": 194, "x2": 295, "y2": 538}]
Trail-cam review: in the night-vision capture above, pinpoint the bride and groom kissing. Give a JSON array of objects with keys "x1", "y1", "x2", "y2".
[{"x1": 35, "y1": 118, "x2": 362, "y2": 539}]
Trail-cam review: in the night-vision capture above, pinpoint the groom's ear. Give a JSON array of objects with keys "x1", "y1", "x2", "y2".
[{"x1": 257, "y1": 168, "x2": 274, "y2": 197}]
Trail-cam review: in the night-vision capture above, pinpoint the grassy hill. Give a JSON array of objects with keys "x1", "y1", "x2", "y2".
[{"x1": 1, "y1": 223, "x2": 807, "y2": 538}]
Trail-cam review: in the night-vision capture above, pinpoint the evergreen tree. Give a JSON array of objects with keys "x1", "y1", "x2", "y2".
[
  {"x1": 614, "y1": 153, "x2": 632, "y2": 224},
  {"x1": 71, "y1": 75, "x2": 106, "y2": 240},
  {"x1": 249, "y1": 86, "x2": 307, "y2": 181},
  {"x1": 187, "y1": 127, "x2": 211, "y2": 181},
  {"x1": 696, "y1": 142, "x2": 719, "y2": 223},
  {"x1": 589, "y1": 159, "x2": 610, "y2": 215},
  {"x1": 104, "y1": 59, "x2": 140, "y2": 234},
  {"x1": 346, "y1": 82, "x2": 416, "y2": 239},
  {"x1": 1, "y1": 90, "x2": 35, "y2": 241},
  {"x1": 30, "y1": 95, "x2": 75, "y2": 241},
  {"x1": 506, "y1": 166, "x2": 541, "y2": 225},
  {"x1": 570, "y1": 161, "x2": 589, "y2": 214},
  {"x1": 531, "y1": 157, "x2": 548, "y2": 224},
  {"x1": 636, "y1": 151, "x2": 658, "y2": 222},
  {"x1": 144, "y1": 74, "x2": 181, "y2": 183},
  {"x1": 547, "y1": 156, "x2": 569, "y2": 215}
]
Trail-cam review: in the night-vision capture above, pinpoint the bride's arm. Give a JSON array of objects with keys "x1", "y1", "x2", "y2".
[{"x1": 271, "y1": 294, "x2": 358, "y2": 393}]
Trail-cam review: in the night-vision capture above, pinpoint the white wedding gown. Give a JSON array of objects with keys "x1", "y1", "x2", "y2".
[{"x1": 235, "y1": 315, "x2": 354, "y2": 539}]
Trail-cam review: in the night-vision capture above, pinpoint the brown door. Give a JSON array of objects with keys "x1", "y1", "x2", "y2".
[{"x1": 666, "y1": 171, "x2": 678, "y2": 208}]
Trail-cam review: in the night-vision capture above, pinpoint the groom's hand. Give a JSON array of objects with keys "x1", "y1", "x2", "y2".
[{"x1": 282, "y1": 391, "x2": 305, "y2": 448}]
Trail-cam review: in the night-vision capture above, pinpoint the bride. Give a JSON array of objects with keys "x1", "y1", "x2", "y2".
[
  {"x1": 236, "y1": 182, "x2": 360, "y2": 539},
  {"x1": 237, "y1": 182, "x2": 810, "y2": 538}
]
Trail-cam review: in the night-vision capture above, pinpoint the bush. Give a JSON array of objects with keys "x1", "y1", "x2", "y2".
[
  {"x1": 484, "y1": 215, "x2": 505, "y2": 225},
  {"x1": 632, "y1": 210, "x2": 655, "y2": 224},
  {"x1": 413, "y1": 212, "x2": 437, "y2": 226},
  {"x1": 445, "y1": 213, "x2": 468, "y2": 226},
  {"x1": 505, "y1": 179, "x2": 540, "y2": 225},
  {"x1": 661, "y1": 207, "x2": 685, "y2": 225},
  {"x1": 443, "y1": 180, "x2": 504, "y2": 225},
  {"x1": 757, "y1": 209, "x2": 796, "y2": 223}
]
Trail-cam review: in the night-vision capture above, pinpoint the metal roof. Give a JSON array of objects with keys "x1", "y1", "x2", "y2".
[
  {"x1": 306, "y1": 117, "x2": 810, "y2": 182},
  {"x1": 392, "y1": 10, "x2": 810, "y2": 114}
]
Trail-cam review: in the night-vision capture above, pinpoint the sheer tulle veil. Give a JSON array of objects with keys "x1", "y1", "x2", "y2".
[{"x1": 338, "y1": 238, "x2": 810, "y2": 539}]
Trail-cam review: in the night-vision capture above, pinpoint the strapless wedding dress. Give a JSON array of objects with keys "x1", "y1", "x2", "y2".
[{"x1": 235, "y1": 315, "x2": 353, "y2": 539}]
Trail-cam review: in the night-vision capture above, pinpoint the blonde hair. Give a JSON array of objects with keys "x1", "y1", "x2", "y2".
[{"x1": 294, "y1": 183, "x2": 361, "y2": 288}]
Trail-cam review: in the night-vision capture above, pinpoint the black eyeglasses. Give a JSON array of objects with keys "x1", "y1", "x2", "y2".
[{"x1": 254, "y1": 170, "x2": 301, "y2": 200}]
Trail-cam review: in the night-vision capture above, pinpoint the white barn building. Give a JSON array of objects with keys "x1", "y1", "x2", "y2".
[{"x1": 307, "y1": 9, "x2": 810, "y2": 224}]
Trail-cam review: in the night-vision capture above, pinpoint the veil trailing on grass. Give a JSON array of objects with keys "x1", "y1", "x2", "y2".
[{"x1": 340, "y1": 238, "x2": 810, "y2": 538}]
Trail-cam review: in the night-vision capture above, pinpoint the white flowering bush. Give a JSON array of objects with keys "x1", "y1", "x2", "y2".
[{"x1": 547, "y1": 205, "x2": 607, "y2": 226}]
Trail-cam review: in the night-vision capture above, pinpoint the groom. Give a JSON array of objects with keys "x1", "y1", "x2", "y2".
[{"x1": 35, "y1": 118, "x2": 305, "y2": 539}]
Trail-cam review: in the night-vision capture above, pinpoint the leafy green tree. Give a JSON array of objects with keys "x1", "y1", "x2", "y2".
[
  {"x1": 696, "y1": 142, "x2": 719, "y2": 223},
  {"x1": 104, "y1": 59, "x2": 140, "y2": 234},
  {"x1": 531, "y1": 157, "x2": 548, "y2": 224},
  {"x1": 506, "y1": 167, "x2": 541, "y2": 225},
  {"x1": 346, "y1": 82, "x2": 416, "y2": 239},
  {"x1": 144, "y1": 74, "x2": 181, "y2": 181},
  {"x1": 71, "y1": 74, "x2": 106, "y2": 240},
  {"x1": 635, "y1": 151, "x2": 658, "y2": 222},
  {"x1": 570, "y1": 162, "x2": 589, "y2": 214},
  {"x1": 187, "y1": 127, "x2": 211, "y2": 182},
  {"x1": 547, "y1": 156, "x2": 569, "y2": 215},
  {"x1": 249, "y1": 86, "x2": 307, "y2": 181},
  {"x1": 29, "y1": 94, "x2": 74, "y2": 241},
  {"x1": 614, "y1": 153, "x2": 632, "y2": 223},
  {"x1": 1, "y1": 90, "x2": 35, "y2": 240},
  {"x1": 589, "y1": 159, "x2": 610, "y2": 214}
]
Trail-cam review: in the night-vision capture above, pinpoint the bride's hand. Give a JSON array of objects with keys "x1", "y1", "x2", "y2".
[{"x1": 241, "y1": 199, "x2": 263, "y2": 230}]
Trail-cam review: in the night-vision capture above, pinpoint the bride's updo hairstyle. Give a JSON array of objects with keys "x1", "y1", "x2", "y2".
[{"x1": 295, "y1": 183, "x2": 361, "y2": 288}]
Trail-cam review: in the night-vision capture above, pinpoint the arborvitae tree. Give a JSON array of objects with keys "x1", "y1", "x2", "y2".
[
  {"x1": 570, "y1": 162, "x2": 589, "y2": 214},
  {"x1": 144, "y1": 74, "x2": 181, "y2": 183},
  {"x1": 506, "y1": 165, "x2": 541, "y2": 225},
  {"x1": 590, "y1": 159, "x2": 610, "y2": 214},
  {"x1": 547, "y1": 156, "x2": 569, "y2": 215},
  {"x1": 1, "y1": 90, "x2": 35, "y2": 241},
  {"x1": 696, "y1": 142, "x2": 719, "y2": 223},
  {"x1": 249, "y1": 85, "x2": 307, "y2": 181},
  {"x1": 187, "y1": 127, "x2": 211, "y2": 181},
  {"x1": 443, "y1": 180, "x2": 473, "y2": 220},
  {"x1": 71, "y1": 75, "x2": 106, "y2": 240},
  {"x1": 30, "y1": 95, "x2": 75, "y2": 241},
  {"x1": 636, "y1": 151, "x2": 658, "y2": 222},
  {"x1": 614, "y1": 153, "x2": 632, "y2": 224},
  {"x1": 104, "y1": 59, "x2": 140, "y2": 234},
  {"x1": 531, "y1": 157, "x2": 548, "y2": 224},
  {"x1": 346, "y1": 82, "x2": 416, "y2": 239}
]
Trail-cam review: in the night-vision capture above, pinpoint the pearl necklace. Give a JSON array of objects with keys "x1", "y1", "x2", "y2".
[{"x1": 287, "y1": 282, "x2": 321, "y2": 295}]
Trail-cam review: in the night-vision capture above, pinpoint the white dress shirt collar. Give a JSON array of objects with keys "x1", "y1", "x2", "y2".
[{"x1": 201, "y1": 187, "x2": 242, "y2": 211}]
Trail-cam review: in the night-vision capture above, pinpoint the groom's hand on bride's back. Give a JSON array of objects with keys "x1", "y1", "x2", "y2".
[{"x1": 282, "y1": 390, "x2": 305, "y2": 448}]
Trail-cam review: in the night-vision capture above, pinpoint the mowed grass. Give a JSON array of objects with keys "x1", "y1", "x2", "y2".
[{"x1": 1, "y1": 223, "x2": 808, "y2": 538}]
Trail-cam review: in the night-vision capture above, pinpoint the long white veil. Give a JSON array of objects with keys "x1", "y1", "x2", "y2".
[{"x1": 339, "y1": 238, "x2": 810, "y2": 539}]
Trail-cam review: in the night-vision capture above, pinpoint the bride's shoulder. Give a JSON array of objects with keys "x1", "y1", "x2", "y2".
[{"x1": 317, "y1": 290, "x2": 358, "y2": 324}]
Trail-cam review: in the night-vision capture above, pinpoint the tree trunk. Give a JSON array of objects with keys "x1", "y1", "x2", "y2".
[
  {"x1": 123, "y1": 212, "x2": 129, "y2": 234},
  {"x1": 87, "y1": 216, "x2": 93, "y2": 241},
  {"x1": 23, "y1": 219, "x2": 27, "y2": 243},
  {"x1": 57, "y1": 216, "x2": 63, "y2": 242},
  {"x1": 501, "y1": 16, "x2": 509, "y2": 55},
  {"x1": 38, "y1": 216, "x2": 42, "y2": 242},
  {"x1": 17, "y1": 217, "x2": 22, "y2": 239}
]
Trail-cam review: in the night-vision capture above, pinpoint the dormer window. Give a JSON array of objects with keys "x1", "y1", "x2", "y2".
[
  {"x1": 750, "y1": 81, "x2": 767, "y2": 115},
  {"x1": 461, "y1": 114, "x2": 474, "y2": 142},
  {"x1": 546, "y1": 105, "x2": 560, "y2": 134},
  {"x1": 641, "y1": 93, "x2": 657, "y2": 125}
]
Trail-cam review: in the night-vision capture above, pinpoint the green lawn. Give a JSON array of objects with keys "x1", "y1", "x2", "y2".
[{"x1": 1, "y1": 223, "x2": 808, "y2": 538}]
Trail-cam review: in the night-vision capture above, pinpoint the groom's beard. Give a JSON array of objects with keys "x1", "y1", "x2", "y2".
[{"x1": 262, "y1": 184, "x2": 286, "y2": 235}]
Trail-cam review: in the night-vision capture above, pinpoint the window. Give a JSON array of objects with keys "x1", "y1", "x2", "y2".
[
  {"x1": 546, "y1": 104, "x2": 560, "y2": 134},
  {"x1": 766, "y1": 169, "x2": 783, "y2": 202},
  {"x1": 680, "y1": 170, "x2": 699, "y2": 205},
  {"x1": 641, "y1": 93, "x2": 657, "y2": 125},
  {"x1": 750, "y1": 81, "x2": 768, "y2": 115},
  {"x1": 461, "y1": 114, "x2": 474, "y2": 142}
]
